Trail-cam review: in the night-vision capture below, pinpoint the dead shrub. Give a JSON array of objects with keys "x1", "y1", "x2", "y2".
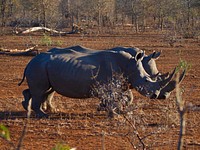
[{"x1": 91, "y1": 72, "x2": 133, "y2": 117}]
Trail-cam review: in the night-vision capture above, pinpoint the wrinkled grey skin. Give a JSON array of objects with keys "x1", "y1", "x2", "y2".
[
  {"x1": 48, "y1": 45, "x2": 161, "y2": 77},
  {"x1": 19, "y1": 49, "x2": 179, "y2": 118}
]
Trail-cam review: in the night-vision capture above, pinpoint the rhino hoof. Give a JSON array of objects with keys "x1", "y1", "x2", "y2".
[
  {"x1": 36, "y1": 113, "x2": 49, "y2": 119},
  {"x1": 22, "y1": 101, "x2": 28, "y2": 110},
  {"x1": 44, "y1": 106, "x2": 57, "y2": 113}
]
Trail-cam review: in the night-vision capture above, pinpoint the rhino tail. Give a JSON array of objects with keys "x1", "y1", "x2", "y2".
[{"x1": 18, "y1": 67, "x2": 27, "y2": 86}]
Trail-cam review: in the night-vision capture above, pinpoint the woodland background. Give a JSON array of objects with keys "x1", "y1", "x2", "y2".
[{"x1": 1, "y1": 0, "x2": 200, "y2": 37}]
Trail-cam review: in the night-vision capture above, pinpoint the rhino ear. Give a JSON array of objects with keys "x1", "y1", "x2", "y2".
[
  {"x1": 151, "y1": 51, "x2": 161, "y2": 60},
  {"x1": 135, "y1": 51, "x2": 144, "y2": 61}
]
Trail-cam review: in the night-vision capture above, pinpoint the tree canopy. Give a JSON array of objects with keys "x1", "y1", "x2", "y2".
[{"x1": 1, "y1": 0, "x2": 200, "y2": 35}]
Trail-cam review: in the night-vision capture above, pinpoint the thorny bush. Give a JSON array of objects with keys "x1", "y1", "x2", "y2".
[{"x1": 91, "y1": 72, "x2": 133, "y2": 117}]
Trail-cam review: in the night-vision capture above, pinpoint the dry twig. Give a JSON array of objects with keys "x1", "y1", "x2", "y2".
[
  {"x1": 122, "y1": 114, "x2": 146, "y2": 150},
  {"x1": 176, "y1": 73, "x2": 186, "y2": 150}
]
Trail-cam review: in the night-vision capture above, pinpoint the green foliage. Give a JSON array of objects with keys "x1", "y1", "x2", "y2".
[
  {"x1": 40, "y1": 34, "x2": 63, "y2": 46},
  {"x1": 40, "y1": 33, "x2": 52, "y2": 46},
  {"x1": 52, "y1": 143, "x2": 71, "y2": 150},
  {"x1": 0, "y1": 124, "x2": 10, "y2": 141},
  {"x1": 55, "y1": 40, "x2": 63, "y2": 47},
  {"x1": 176, "y1": 59, "x2": 191, "y2": 72}
]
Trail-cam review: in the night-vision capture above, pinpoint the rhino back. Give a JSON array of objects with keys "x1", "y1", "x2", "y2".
[
  {"x1": 48, "y1": 46, "x2": 141, "y2": 57},
  {"x1": 48, "y1": 45, "x2": 95, "y2": 54}
]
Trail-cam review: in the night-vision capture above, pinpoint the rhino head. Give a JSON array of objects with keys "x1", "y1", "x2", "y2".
[
  {"x1": 142, "y1": 51, "x2": 161, "y2": 77},
  {"x1": 126, "y1": 51, "x2": 185, "y2": 99}
]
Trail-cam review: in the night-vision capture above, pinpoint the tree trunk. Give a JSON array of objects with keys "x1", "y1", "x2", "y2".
[
  {"x1": 132, "y1": 15, "x2": 139, "y2": 33},
  {"x1": 142, "y1": 16, "x2": 146, "y2": 32},
  {"x1": 98, "y1": 9, "x2": 101, "y2": 27},
  {"x1": 1, "y1": 0, "x2": 6, "y2": 26},
  {"x1": 161, "y1": 17, "x2": 164, "y2": 31},
  {"x1": 187, "y1": 0, "x2": 191, "y2": 26},
  {"x1": 42, "y1": 0, "x2": 46, "y2": 28},
  {"x1": 159, "y1": 15, "x2": 164, "y2": 31}
]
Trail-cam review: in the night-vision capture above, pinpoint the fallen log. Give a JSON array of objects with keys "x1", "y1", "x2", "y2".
[
  {"x1": 0, "y1": 46, "x2": 39, "y2": 56},
  {"x1": 15, "y1": 25, "x2": 83, "y2": 35}
]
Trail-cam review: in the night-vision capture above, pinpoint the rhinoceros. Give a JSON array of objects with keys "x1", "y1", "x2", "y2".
[{"x1": 19, "y1": 46, "x2": 185, "y2": 117}]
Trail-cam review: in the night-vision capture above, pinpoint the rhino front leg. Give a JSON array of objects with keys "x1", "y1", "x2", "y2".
[{"x1": 42, "y1": 91, "x2": 56, "y2": 113}]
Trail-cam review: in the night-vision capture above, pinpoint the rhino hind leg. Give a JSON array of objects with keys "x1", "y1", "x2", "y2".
[
  {"x1": 31, "y1": 94, "x2": 49, "y2": 118},
  {"x1": 22, "y1": 89, "x2": 31, "y2": 111},
  {"x1": 21, "y1": 89, "x2": 48, "y2": 117}
]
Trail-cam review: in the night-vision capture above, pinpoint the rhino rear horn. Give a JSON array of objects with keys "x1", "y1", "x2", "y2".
[
  {"x1": 159, "y1": 67, "x2": 176, "y2": 88},
  {"x1": 159, "y1": 72, "x2": 170, "y2": 80},
  {"x1": 152, "y1": 72, "x2": 169, "y2": 81},
  {"x1": 150, "y1": 72, "x2": 160, "y2": 80}
]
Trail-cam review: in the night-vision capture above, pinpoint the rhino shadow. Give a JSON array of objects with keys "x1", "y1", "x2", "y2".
[
  {"x1": 0, "y1": 111, "x2": 106, "y2": 120},
  {"x1": 0, "y1": 111, "x2": 28, "y2": 120}
]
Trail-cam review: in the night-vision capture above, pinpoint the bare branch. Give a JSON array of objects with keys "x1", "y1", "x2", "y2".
[{"x1": 175, "y1": 72, "x2": 186, "y2": 150}]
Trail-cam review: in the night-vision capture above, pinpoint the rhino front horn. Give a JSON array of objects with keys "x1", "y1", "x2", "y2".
[
  {"x1": 157, "y1": 69, "x2": 186, "y2": 99},
  {"x1": 178, "y1": 69, "x2": 186, "y2": 83}
]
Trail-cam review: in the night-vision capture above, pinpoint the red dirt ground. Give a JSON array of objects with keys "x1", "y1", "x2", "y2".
[{"x1": 0, "y1": 31, "x2": 200, "y2": 150}]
